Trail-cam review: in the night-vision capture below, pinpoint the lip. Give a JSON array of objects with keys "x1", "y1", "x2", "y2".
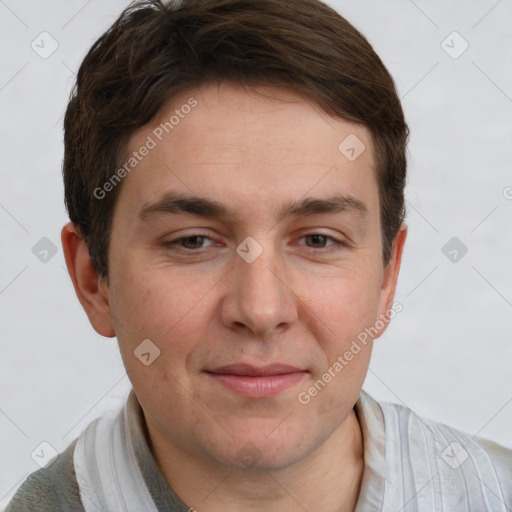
[
  {"x1": 205, "y1": 364, "x2": 307, "y2": 398},
  {"x1": 208, "y1": 363, "x2": 304, "y2": 376}
]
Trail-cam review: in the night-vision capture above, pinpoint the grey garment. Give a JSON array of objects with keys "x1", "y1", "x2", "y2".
[
  {"x1": 4, "y1": 438, "x2": 84, "y2": 512},
  {"x1": 5, "y1": 390, "x2": 190, "y2": 512}
]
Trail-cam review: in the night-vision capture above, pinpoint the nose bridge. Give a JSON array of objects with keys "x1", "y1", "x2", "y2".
[
  {"x1": 222, "y1": 236, "x2": 298, "y2": 336},
  {"x1": 241, "y1": 243, "x2": 281, "y2": 301}
]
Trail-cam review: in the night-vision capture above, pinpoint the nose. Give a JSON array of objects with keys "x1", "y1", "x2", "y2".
[{"x1": 219, "y1": 239, "x2": 299, "y2": 338}]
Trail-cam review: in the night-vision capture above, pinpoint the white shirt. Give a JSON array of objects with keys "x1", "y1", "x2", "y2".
[{"x1": 354, "y1": 389, "x2": 512, "y2": 511}]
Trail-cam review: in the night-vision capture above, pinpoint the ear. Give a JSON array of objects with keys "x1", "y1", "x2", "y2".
[
  {"x1": 374, "y1": 223, "x2": 407, "y2": 339},
  {"x1": 61, "y1": 221, "x2": 115, "y2": 337}
]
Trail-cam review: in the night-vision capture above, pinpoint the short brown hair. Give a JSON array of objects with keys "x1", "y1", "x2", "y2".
[{"x1": 63, "y1": 0, "x2": 409, "y2": 279}]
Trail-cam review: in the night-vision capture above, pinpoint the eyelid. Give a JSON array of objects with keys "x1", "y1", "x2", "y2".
[
  {"x1": 161, "y1": 232, "x2": 218, "y2": 249},
  {"x1": 297, "y1": 233, "x2": 345, "y2": 245}
]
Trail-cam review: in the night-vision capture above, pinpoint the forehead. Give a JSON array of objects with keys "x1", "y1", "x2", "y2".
[{"x1": 114, "y1": 81, "x2": 378, "y2": 226}]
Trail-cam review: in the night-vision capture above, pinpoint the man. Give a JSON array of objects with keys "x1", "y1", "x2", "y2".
[{"x1": 6, "y1": 0, "x2": 511, "y2": 510}]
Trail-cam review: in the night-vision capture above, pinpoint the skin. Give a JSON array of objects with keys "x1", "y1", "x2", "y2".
[{"x1": 62, "y1": 81, "x2": 407, "y2": 512}]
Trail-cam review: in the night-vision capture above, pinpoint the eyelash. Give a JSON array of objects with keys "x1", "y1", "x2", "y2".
[{"x1": 162, "y1": 234, "x2": 347, "y2": 253}]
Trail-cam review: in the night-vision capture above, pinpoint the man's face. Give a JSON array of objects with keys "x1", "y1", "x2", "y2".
[{"x1": 104, "y1": 81, "x2": 401, "y2": 470}]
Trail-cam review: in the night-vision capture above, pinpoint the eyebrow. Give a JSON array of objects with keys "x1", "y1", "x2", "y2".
[{"x1": 138, "y1": 191, "x2": 369, "y2": 223}]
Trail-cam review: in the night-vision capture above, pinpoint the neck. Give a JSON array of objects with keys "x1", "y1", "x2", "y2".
[{"x1": 147, "y1": 408, "x2": 365, "y2": 512}]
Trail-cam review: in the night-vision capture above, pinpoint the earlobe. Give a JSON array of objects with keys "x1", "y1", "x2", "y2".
[{"x1": 61, "y1": 221, "x2": 116, "y2": 338}]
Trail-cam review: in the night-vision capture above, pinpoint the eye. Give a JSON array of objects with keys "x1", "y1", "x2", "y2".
[
  {"x1": 299, "y1": 233, "x2": 346, "y2": 251},
  {"x1": 162, "y1": 233, "x2": 347, "y2": 253},
  {"x1": 162, "y1": 235, "x2": 216, "y2": 251}
]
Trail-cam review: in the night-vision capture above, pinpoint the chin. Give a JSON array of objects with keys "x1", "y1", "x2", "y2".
[{"x1": 200, "y1": 426, "x2": 317, "y2": 472}]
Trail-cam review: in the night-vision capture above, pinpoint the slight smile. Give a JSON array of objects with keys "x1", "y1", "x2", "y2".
[{"x1": 205, "y1": 364, "x2": 308, "y2": 398}]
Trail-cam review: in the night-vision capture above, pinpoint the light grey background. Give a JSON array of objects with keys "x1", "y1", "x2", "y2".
[{"x1": 1, "y1": 0, "x2": 511, "y2": 507}]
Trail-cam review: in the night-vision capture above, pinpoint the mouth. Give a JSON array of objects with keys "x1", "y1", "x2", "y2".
[{"x1": 204, "y1": 363, "x2": 308, "y2": 398}]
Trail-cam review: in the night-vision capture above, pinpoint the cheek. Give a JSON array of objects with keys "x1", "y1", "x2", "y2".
[
  {"x1": 301, "y1": 280, "x2": 378, "y2": 420},
  {"x1": 113, "y1": 262, "x2": 203, "y2": 333},
  {"x1": 110, "y1": 265, "x2": 217, "y2": 372},
  {"x1": 109, "y1": 273, "x2": 209, "y2": 412},
  {"x1": 306, "y1": 270, "x2": 382, "y2": 343}
]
